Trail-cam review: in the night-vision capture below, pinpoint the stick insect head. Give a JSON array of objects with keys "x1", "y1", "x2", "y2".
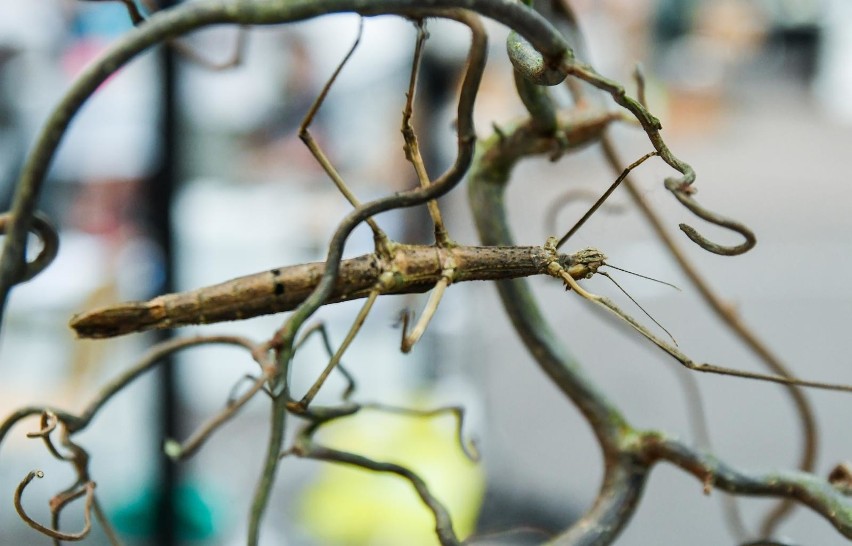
[{"x1": 566, "y1": 247, "x2": 607, "y2": 279}]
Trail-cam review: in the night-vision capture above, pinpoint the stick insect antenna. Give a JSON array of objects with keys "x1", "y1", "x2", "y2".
[
  {"x1": 598, "y1": 271, "x2": 678, "y2": 347},
  {"x1": 604, "y1": 263, "x2": 681, "y2": 291},
  {"x1": 556, "y1": 265, "x2": 852, "y2": 392}
]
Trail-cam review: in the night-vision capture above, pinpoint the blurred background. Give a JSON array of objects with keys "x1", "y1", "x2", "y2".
[{"x1": 0, "y1": 0, "x2": 851, "y2": 544}]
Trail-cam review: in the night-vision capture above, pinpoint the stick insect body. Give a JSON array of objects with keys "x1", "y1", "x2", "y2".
[{"x1": 70, "y1": 243, "x2": 605, "y2": 338}]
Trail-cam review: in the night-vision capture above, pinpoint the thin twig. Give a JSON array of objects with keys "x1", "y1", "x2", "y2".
[
  {"x1": 0, "y1": 211, "x2": 58, "y2": 283},
  {"x1": 76, "y1": 335, "x2": 268, "y2": 429},
  {"x1": 564, "y1": 62, "x2": 756, "y2": 256},
  {"x1": 361, "y1": 402, "x2": 479, "y2": 462},
  {"x1": 165, "y1": 365, "x2": 274, "y2": 460},
  {"x1": 637, "y1": 433, "x2": 852, "y2": 539},
  {"x1": 91, "y1": 497, "x2": 123, "y2": 546},
  {"x1": 290, "y1": 435, "x2": 461, "y2": 546},
  {"x1": 26, "y1": 411, "x2": 73, "y2": 462}
]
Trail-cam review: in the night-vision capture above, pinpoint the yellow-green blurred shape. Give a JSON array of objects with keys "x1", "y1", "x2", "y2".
[{"x1": 298, "y1": 405, "x2": 484, "y2": 545}]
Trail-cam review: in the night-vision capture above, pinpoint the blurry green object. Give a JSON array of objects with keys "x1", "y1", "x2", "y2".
[
  {"x1": 299, "y1": 403, "x2": 485, "y2": 545},
  {"x1": 110, "y1": 482, "x2": 220, "y2": 541}
]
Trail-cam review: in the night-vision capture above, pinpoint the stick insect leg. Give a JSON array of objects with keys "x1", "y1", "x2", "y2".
[
  {"x1": 400, "y1": 270, "x2": 453, "y2": 353},
  {"x1": 291, "y1": 290, "x2": 379, "y2": 412},
  {"x1": 401, "y1": 20, "x2": 451, "y2": 247},
  {"x1": 114, "y1": 0, "x2": 146, "y2": 25},
  {"x1": 555, "y1": 150, "x2": 657, "y2": 249},
  {"x1": 551, "y1": 258, "x2": 852, "y2": 393},
  {"x1": 544, "y1": 189, "x2": 626, "y2": 241},
  {"x1": 295, "y1": 322, "x2": 358, "y2": 401},
  {"x1": 395, "y1": 21, "x2": 455, "y2": 354},
  {"x1": 297, "y1": 20, "x2": 390, "y2": 252}
]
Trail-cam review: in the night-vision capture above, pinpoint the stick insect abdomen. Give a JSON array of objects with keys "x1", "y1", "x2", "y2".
[{"x1": 71, "y1": 256, "x2": 379, "y2": 338}]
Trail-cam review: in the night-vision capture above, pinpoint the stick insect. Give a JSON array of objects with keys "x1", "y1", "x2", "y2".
[
  {"x1": 70, "y1": 234, "x2": 852, "y2": 396},
  {"x1": 69, "y1": 243, "x2": 605, "y2": 338}
]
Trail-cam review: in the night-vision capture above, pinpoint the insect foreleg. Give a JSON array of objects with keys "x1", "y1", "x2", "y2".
[
  {"x1": 296, "y1": 19, "x2": 389, "y2": 252},
  {"x1": 295, "y1": 322, "x2": 358, "y2": 401},
  {"x1": 401, "y1": 19, "x2": 451, "y2": 246},
  {"x1": 290, "y1": 289, "x2": 379, "y2": 413},
  {"x1": 400, "y1": 268, "x2": 454, "y2": 353}
]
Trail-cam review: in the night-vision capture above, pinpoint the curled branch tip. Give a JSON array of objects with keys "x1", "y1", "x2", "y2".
[
  {"x1": 665, "y1": 179, "x2": 756, "y2": 256},
  {"x1": 14, "y1": 471, "x2": 95, "y2": 541},
  {"x1": 26, "y1": 410, "x2": 74, "y2": 462}
]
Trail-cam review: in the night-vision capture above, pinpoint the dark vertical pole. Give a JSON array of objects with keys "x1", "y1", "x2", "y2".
[{"x1": 150, "y1": 5, "x2": 179, "y2": 544}]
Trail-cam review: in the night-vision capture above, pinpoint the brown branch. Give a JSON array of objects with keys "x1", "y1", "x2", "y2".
[
  {"x1": 636, "y1": 433, "x2": 852, "y2": 539},
  {"x1": 0, "y1": 211, "x2": 58, "y2": 283}
]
